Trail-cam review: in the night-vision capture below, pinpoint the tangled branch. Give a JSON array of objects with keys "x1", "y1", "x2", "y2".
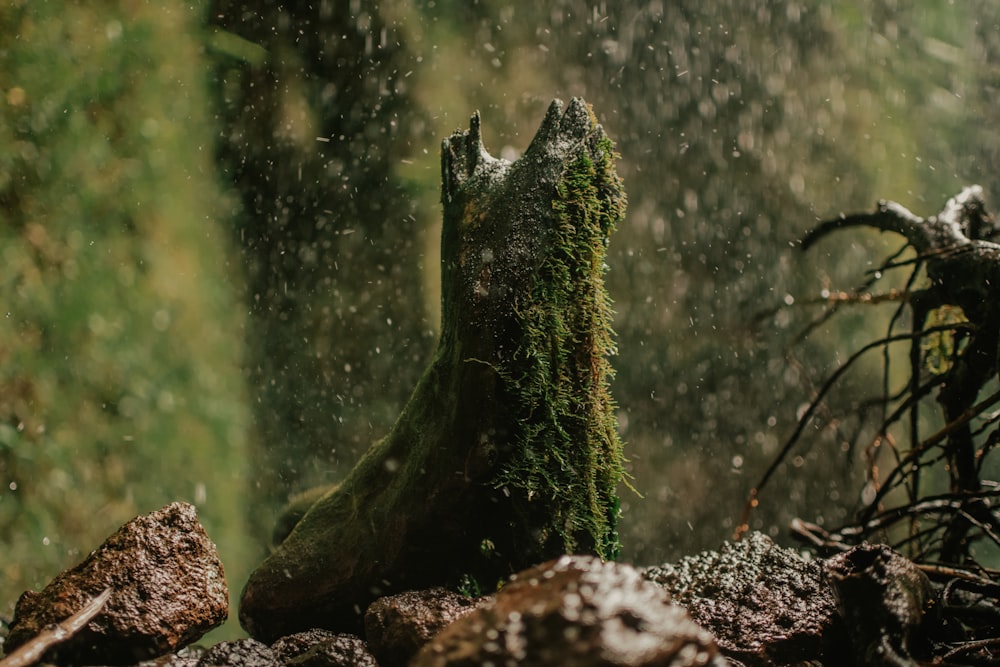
[{"x1": 741, "y1": 186, "x2": 1000, "y2": 568}]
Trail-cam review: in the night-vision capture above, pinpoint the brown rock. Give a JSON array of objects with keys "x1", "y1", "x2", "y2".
[
  {"x1": 270, "y1": 629, "x2": 340, "y2": 660},
  {"x1": 196, "y1": 639, "x2": 276, "y2": 667},
  {"x1": 271, "y1": 629, "x2": 377, "y2": 667},
  {"x1": 644, "y1": 532, "x2": 849, "y2": 666},
  {"x1": 5, "y1": 502, "x2": 228, "y2": 665},
  {"x1": 138, "y1": 645, "x2": 205, "y2": 667},
  {"x1": 412, "y1": 555, "x2": 724, "y2": 667},
  {"x1": 364, "y1": 587, "x2": 481, "y2": 666},
  {"x1": 825, "y1": 543, "x2": 937, "y2": 666}
]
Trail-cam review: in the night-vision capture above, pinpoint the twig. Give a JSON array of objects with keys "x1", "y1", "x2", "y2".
[
  {"x1": 800, "y1": 199, "x2": 928, "y2": 251},
  {"x1": 736, "y1": 323, "x2": 975, "y2": 539},
  {"x1": 0, "y1": 588, "x2": 112, "y2": 667},
  {"x1": 920, "y1": 562, "x2": 1000, "y2": 585},
  {"x1": 942, "y1": 637, "x2": 1000, "y2": 662},
  {"x1": 789, "y1": 518, "x2": 851, "y2": 552},
  {"x1": 784, "y1": 242, "x2": 912, "y2": 346}
]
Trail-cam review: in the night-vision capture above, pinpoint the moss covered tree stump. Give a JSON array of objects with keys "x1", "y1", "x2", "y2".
[{"x1": 239, "y1": 98, "x2": 628, "y2": 640}]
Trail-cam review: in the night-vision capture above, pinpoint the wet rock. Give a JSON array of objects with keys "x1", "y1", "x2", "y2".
[
  {"x1": 364, "y1": 587, "x2": 481, "y2": 666},
  {"x1": 644, "y1": 532, "x2": 848, "y2": 666},
  {"x1": 270, "y1": 629, "x2": 341, "y2": 660},
  {"x1": 196, "y1": 639, "x2": 275, "y2": 667},
  {"x1": 4, "y1": 502, "x2": 228, "y2": 665},
  {"x1": 825, "y1": 543, "x2": 937, "y2": 667},
  {"x1": 271, "y1": 629, "x2": 377, "y2": 667},
  {"x1": 412, "y1": 555, "x2": 724, "y2": 667},
  {"x1": 139, "y1": 645, "x2": 206, "y2": 667}
]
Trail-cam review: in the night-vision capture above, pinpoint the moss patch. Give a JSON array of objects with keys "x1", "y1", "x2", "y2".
[{"x1": 497, "y1": 124, "x2": 627, "y2": 560}]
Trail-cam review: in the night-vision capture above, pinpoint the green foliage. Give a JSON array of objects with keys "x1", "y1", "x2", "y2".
[
  {"x1": 922, "y1": 305, "x2": 969, "y2": 375},
  {"x1": 0, "y1": 1, "x2": 250, "y2": 633},
  {"x1": 455, "y1": 573, "x2": 485, "y2": 599},
  {"x1": 498, "y1": 127, "x2": 627, "y2": 560}
]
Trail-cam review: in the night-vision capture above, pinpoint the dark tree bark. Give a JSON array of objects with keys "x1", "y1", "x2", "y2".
[{"x1": 239, "y1": 98, "x2": 628, "y2": 641}]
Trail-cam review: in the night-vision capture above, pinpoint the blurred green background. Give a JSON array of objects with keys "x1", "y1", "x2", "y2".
[{"x1": 3, "y1": 0, "x2": 1000, "y2": 639}]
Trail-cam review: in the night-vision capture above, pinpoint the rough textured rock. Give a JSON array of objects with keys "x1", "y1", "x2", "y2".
[
  {"x1": 825, "y1": 543, "x2": 937, "y2": 667},
  {"x1": 271, "y1": 629, "x2": 377, "y2": 667},
  {"x1": 5, "y1": 502, "x2": 228, "y2": 665},
  {"x1": 644, "y1": 532, "x2": 848, "y2": 666},
  {"x1": 412, "y1": 555, "x2": 724, "y2": 667},
  {"x1": 365, "y1": 587, "x2": 481, "y2": 666},
  {"x1": 196, "y1": 639, "x2": 275, "y2": 667},
  {"x1": 139, "y1": 646, "x2": 205, "y2": 667},
  {"x1": 270, "y1": 629, "x2": 341, "y2": 660}
]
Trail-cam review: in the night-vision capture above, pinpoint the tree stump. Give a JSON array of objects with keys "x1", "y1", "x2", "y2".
[{"x1": 239, "y1": 98, "x2": 628, "y2": 641}]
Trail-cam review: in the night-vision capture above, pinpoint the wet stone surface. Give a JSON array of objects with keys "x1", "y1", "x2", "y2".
[
  {"x1": 189, "y1": 631, "x2": 377, "y2": 667},
  {"x1": 196, "y1": 639, "x2": 275, "y2": 667},
  {"x1": 644, "y1": 532, "x2": 849, "y2": 666},
  {"x1": 825, "y1": 543, "x2": 938, "y2": 666},
  {"x1": 364, "y1": 587, "x2": 482, "y2": 666},
  {"x1": 412, "y1": 554, "x2": 725, "y2": 667},
  {"x1": 273, "y1": 629, "x2": 377, "y2": 667},
  {"x1": 2, "y1": 507, "x2": 909, "y2": 667},
  {"x1": 4, "y1": 502, "x2": 228, "y2": 666},
  {"x1": 133, "y1": 645, "x2": 205, "y2": 667}
]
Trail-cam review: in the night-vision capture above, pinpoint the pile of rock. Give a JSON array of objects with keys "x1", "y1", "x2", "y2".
[{"x1": 4, "y1": 503, "x2": 936, "y2": 667}]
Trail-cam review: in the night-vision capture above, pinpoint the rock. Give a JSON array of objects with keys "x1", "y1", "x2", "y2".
[
  {"x1": 270, "y1": 629, "x2": 341, "y2": 660},
  {"x1": 825, "y1": 543, "x2": 937, "y2": 667},
  {"x1": 364, "y1": 587, "x2": 481, "y2": 666},
  {"x1": 196, "y1": 639, "x2": 275, "y2": 667},
  {"x1": 412, "y1": 555, "x2": 724, "y2": 667},
  {"x1": 4, "y1": 502, "x2": 228, "y2": 665},
  {"x1": 644, "y1": 532, "x2": 848, "y2": 666},
  {"x1": 139, "y1": 645, "x2": 205, "y2": 667},
  {"x1": 177, "y1": 631, "x2": 378, "y2": 667},
  {"x1": 271, "y1": 629, "x2": 377, "y2": 667}
]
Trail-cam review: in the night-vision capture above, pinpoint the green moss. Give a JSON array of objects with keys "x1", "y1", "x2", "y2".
[
  {"x1": 922, "y1": 305, "x2": 969, "y2": 375},
  {"x1": 496, "y1": 128, "x2": 627, "y2": 560}
]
